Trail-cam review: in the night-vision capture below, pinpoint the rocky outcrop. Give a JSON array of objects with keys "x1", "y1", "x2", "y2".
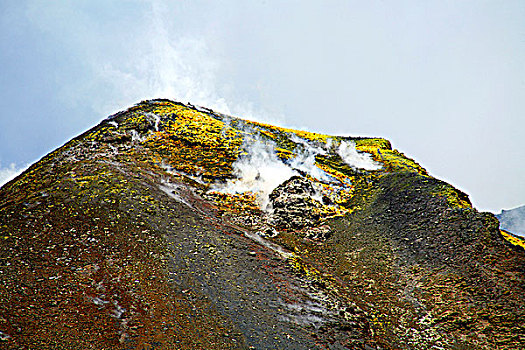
[
  {"x1": 269, "y1": 176, "x2": 321, "y2": 228},
  {"x1": 268, "y1": 176, "x2": 333, "y2": 240}
]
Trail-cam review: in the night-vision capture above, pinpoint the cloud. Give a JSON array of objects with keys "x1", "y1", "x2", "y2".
[{"x1": 0, "y1": 163, "x2": 27, "y2": 188}]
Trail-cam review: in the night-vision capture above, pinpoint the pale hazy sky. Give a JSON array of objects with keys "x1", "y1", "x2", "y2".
[{"x1": 1, "y1": 0, "x2": 524, "y2": 212}]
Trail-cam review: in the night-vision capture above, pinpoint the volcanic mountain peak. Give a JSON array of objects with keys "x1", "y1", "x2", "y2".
[{"x1": 1, "y1": 99, "x2": 524, "y2": 349}]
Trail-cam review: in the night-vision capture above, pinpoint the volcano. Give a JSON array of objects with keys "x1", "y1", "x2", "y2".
[{"x1": 1, "y1": 99, "x2": 524, "y2": 349}]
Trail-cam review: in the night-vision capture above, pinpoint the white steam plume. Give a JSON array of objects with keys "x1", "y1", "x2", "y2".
[
  {"x1": 61, "y1": 0, "x2": 233, "y2": 117},
  {"x1": 338, "y1": 141, "x2": 382, "y2": 171},
  {"x1": 25, "y1": 1, "x2": 289, "y2": 133},
  {"x1": 287, "y1": 134, "x2": 332, "y2": 182},
  {"x1": 211, "y1": 139, "x2": 296, "y2": 210},
  {"x1": 290, "y1": 153, "x2": 329, "y2": 181},
  {"x1": 212, "y1": 134, "x2": 341, "y2": 210}
]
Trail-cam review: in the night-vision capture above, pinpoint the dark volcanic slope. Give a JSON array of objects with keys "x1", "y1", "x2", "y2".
[{"x1": 1, "y1": 99, "x2": 524, "y2": 349}]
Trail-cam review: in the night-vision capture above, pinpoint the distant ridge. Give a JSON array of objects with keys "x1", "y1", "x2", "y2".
[{"x1": 497, "y1": 204, "x2": 525, "y2": 237}]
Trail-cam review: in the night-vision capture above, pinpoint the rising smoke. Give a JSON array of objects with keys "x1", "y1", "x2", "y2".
[
  {"x1": 212, "y1": 134, "x2": 383, "y2": 211},
  {"x1": 338, "y1": 141, "x2": 382, "y2": 171},
  {"x1": 211, "y1": 139, "x2": 296, "y2": 210},
  {"x1": 288, "y1": 134, "x2": 333, "y2": 182},
  {"x1": 85, "y1": 1, "x2": 285, "y2": 127}
]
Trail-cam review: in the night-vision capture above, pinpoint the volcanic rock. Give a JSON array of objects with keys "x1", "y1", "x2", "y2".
[
  {"x1": 269, "y1": 176, "x2": 320, "y2": 227},
  {"x1": 0, "y1": 99, "x2": 524, "y2": 350}
]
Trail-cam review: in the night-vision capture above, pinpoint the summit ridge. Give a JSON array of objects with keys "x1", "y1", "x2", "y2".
[{"x1": 1, "y1": 99, "x2": 524, "y2": 349}]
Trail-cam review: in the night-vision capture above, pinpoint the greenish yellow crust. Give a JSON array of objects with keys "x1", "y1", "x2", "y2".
[
  {"x1": 432, "y1": 185, "x2": 472, "y2": 209},
  {"x1": 355, "y1": 139, "x2": 427, "y2": 175},
  {"x1": 501, "y1": 230, "x2": 525, "y2": 250},
  {"x1": 80, "y1": 100, "x2": 464, "y2": 220}
]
